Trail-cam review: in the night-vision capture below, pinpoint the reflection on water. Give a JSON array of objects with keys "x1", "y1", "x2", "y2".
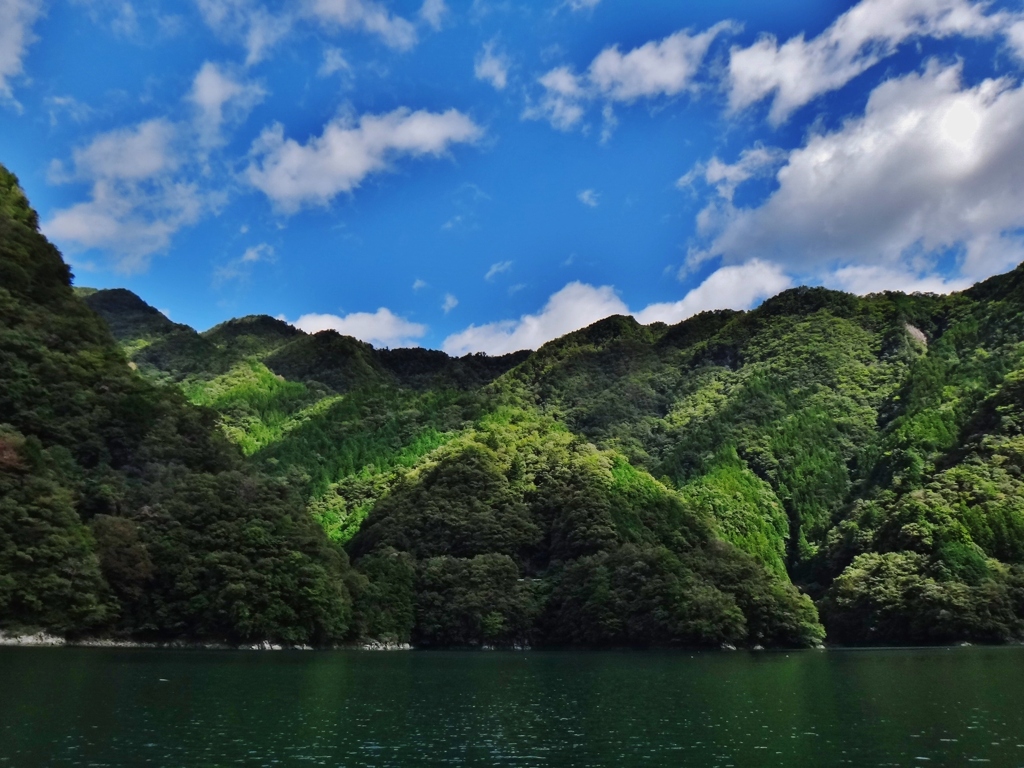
[{"x1": 1, "y1": 647, "x2": 1023, "y2": 767}]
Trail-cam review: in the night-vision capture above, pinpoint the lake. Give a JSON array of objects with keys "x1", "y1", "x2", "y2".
[{"x1": 1, "y1": 646, "x2": 1022, "y2": 766}]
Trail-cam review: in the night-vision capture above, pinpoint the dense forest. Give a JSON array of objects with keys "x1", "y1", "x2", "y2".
[{"x1": 4, "y1": 163, "x2": 1024, "y2": 647}]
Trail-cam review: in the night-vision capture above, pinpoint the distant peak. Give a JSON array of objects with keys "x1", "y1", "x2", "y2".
[{"x1": 204, "y1": 314, "x2": 302, "y2": 339}]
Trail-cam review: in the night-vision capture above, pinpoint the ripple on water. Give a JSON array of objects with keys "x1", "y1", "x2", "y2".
[{"x1": 1, "y1": 647, "x2": 1023, "y2": 766}]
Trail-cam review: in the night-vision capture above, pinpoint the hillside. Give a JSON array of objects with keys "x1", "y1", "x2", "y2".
[
  {"x1": 3, "y1": 165, "x2": 826, "y2": 648},
  {"x1": 86, "y1": 264, "x2": 1024, "y2": 647},
  {"x1": 7, "y1": 159, "x2": 1024, "y2": 646},
  {"x1": 0, "y1": 168, "x2": 352, "y2": 645}
]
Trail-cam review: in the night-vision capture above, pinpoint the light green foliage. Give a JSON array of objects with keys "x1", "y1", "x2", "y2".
[
  {"x1": 677, "y1": 448, "x2": 790, "y2": 578},
  {"x1": 497, "y1": 295, "x2": 920, "y2": 579},
  {"x1": 254, "y1": 387, "x2": 479, "y2": 499},
  {"x1": 183, "y1": 360, "x2": 331, "y2": 455}
]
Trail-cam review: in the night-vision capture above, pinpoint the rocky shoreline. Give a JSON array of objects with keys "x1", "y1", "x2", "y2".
[
  {"x1": 0, "y1": 631, "x2": 412, "y2": 651},
  {"x1": 4, "y1": 632, "x2": 1007, "y2": 652}
]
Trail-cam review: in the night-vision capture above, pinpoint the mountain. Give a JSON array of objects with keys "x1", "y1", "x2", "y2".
[
  {"x1": 5, "y1": 161, "x2": 1024, "y2": 646},
  {"x1": 2, "y1": 167, "x2": 820, "y2": 649},
  {"x1": 0, "y1": 167, "x2": 351, "y2": 645}
]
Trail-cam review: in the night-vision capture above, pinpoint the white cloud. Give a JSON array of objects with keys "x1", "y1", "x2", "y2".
[
  {"x1": 698, "y1": 62, "x2": 1024, "y2": 285},
  {"x1": 215, "y1": 242, "x2": 275, "y2": 283},
  {"x1": 527, "y1": 23, "x2": 732, "y2": 132},
  {"x1": 188, "y1": 62, "x2": 265, "y2": 149},
  {"x1": 45, "y1": 95, "x2": 94, "y2": 127},
  {"x1": 599, "y1": 103, "x2": 618, "y2": 144},
  {"x1": 319, "y1": 47, "x2": 350, "y2": 77},
  {"x1": 828, "y1": 264, "x2": 969, "y2": 295},
  {"x1": 195, "y1": 0, "x2": 292, "y2": 66},
  {"x1": 443, "y1": 261, "x2": 795, "y2": 355},
  {"x1": 525, "y1": 66, "x2": 586, "y2": 130},
  {"x1": 577, "y1": 189, "x2": 599, "y2": 207},
  {"x1": 197, "y1": 0, "x2": 433, "y2": 59},
  {"x1": 634, "y1": 260, "x2": 791, "y2": 325},
  {"x1": 589, "y1": 23, "x2": 734, "y2": 102},
  {"x1": 566, "y1": 0, "x2": 599, "y2": 10},
  {"x1": 304, "y1": 0, "x2": 417, "y2": 51},
  {"x1": 42, "y1": 119, "x2": 215, "y2": 272},
  {"x1": 485, "y1": 260, "x2": 512, "y2": 281},
  {"x1": 679, "y1": 145, "x2": 787, "y2": 202},
  {"x1": 44, "y1": 179, "x2": 206, "y2": 273},
  {"x1": 70, "y1": 119, "x2": 179, "y2": 181},
  {"x1": 241, "y1": 242, "x2": 273, "y2": 262},
  {"x1": 475, "y1": 40, "x2": 510, "y2": 91},
  {"x1": 442, "y1": 293, "x2": 458, "y2": 313},
  {"x1": 72, "y1": 0, "x2": 144, "y2": 39},
  {"x1": 728, "y1": 0, "x2": 1009, "y2": 124},
  {"x1": 419, "y1": 0, "x2": 447, "y2": 30},
  {"x1": 0, "y1": 0, "x2": 44, "y2": 101},
  {"x1": 440, "y1": 257, "x2": 808, "y2": 354},
  {"x1": 246, "y1": 107, "x2": 483, "y2": 212},
  {"x1": 412, "y1": 278, "x2": 427, "y2": 290},
  {"x1": 443, "y1": 281, "x2": 628, "y2": 355},
  {"x1": 241, "y1": 10, "x2": 292, "y2": 65},
  {"x1": 290, "y1": 307, "x2": 427, "y2": 347},
  {"x1": 1009, "y1": 20, "x2": 1024, "y2": 61}
]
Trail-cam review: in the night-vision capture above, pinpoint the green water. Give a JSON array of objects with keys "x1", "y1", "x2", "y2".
[{"x1": 1, "y1": 647, "x2": 1023, "y2": 767}]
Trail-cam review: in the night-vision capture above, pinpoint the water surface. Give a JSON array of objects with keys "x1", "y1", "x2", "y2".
[{"x1": 1, "y1": 646, "x2": 1022, "y2": 766}]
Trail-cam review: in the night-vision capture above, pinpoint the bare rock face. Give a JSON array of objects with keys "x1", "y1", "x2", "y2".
[
  {"x1": 0, "y1": 631, "x2": 66, "y2": 646},
  {"x1": 905, "y1": 323, "x2": 928, "y2": 347}
]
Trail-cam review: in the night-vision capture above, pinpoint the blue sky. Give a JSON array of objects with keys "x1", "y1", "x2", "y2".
[{"x1": 3, "y1": 0, "x2": 1024, "y2": 352}]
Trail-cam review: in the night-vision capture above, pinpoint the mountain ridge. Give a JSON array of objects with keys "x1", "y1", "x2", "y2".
[
  {"x1": 6, "y1": 162, "x2": 1024, "y2": 647},
  {"x1": 81, "y1": 260, "x2": 1024, "y2": 646}
]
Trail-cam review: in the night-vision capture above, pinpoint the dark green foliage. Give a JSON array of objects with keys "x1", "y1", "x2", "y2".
[
  {"x1": 543, "y1": 545, "x2": 746, "y2": 647},
  {"x1": 351, "y1": 445, "x2": 541, "y2": 560},
  {"x1": 347, "y1": 548, "x2": 416, "y2": 643},
  {"x1": 377, "y1": 347, "x2": 530, "y2": 389},
  {"x1": 203, "y1": 315, "x2": 302, "y2": 358},
  {"x1": 693, "y1": 540, "x2": 824, "y2": 647},
  {"x1": 345, "y1": 409, "x2": 824, "y2": 647},
  {"x1": 263, "y1": 331, "x2": 388, "y2": 393},
  {"x1": 0, "y1": 166, "x2": 352, "y2": 644},
  {"x1": 82, "y1": 288, "x2": 229, "y2": 382},
  {"x1": 81, "y1": 288, "x2": 181, "y2": 343},
  {"x1": 820, "y1": 552, "x2": 1024, "y2": 644},
  {"x1": 0, "y1": 429, "x2": 112, "y2": 633},
  {"x1": 414, "y1": 554, "x2": 540, "y2": 647},
  {"x1": 122, "y1": 466, "x2": 352, "y2": 644},
  {"x1": 543, "y1": 540, "x2": 822, "y2": 648}
]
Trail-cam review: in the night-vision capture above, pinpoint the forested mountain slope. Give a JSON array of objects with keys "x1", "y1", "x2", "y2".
[
  {"x1": 497, "y1": 285, "x2": 1024, "y2": 643},
  {"x1": 3, "y1": 166, "x2": 824, "y2": 648},
  {"x1": 0, "y1": 168, "x2": 353, "y2": 645},
  {"x1": 7, "y1": 159, "x2": 1024, "y2": 646},
  {"x1": 88, "y1": 267, "x2": 1024, "y2": 647}
]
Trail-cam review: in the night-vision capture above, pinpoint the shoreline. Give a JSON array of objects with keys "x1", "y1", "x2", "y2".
[
  {"x1": 3, "y1": 631, "x2": 1018, "y2": 653},
  {"x1": 0, "y1": 632, "x2": 413, "y2": 652}
]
